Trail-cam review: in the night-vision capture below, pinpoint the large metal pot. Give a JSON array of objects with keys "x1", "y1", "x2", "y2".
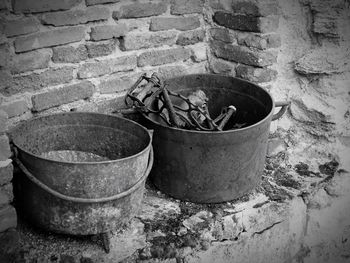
[
  {"x1": 10, "y1": 112, "x2": 153, "y2": 235},
  {"x1": 143, "y1": 74, "x2": 289, "y2": 203}
]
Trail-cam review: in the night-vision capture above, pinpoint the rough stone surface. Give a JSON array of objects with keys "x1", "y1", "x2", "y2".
[
  {"x1": 211, "y1": 40, "x2": 277, "y2": 67},
  {"x1": 0, "y1": 206, "x2": 16, "y2": 233},
  {"x1": 122, "y1": 31, "x2": 177, "y2": 51},
  {"x1": 150, "y1": 16, "x2": 200, "y2": 31},
  {"x1": 170, "y1": 0, "x2": 204, "y2": 15},
  {"x1": 78, "y1": 56, "x2": 136, "y2": 79},
  {"x1": 213, "y1": 12, "x2": 280, "y2": 33},
  {"x1": 0, "y1": 135, "x2": 11, "y2": 161},
  {"x1": 158, "y1": 65, "x2": 187, "y2": 79},
  {"x1": 0, "y1": 99, "x2": 28, "y2": 117},
  {"x1": 0, "y1": 0, "x2": 8, "y2": 10},
  {"x1": 237, "y1": 32, "x2": 281, "y2": 50},
  {"x1": 32, "y1": 81, "x2": 95, "y2": 111},
  {"x1": 209, "y1": 57, "x2": 236, "y2": 75},
  {"x1": 52, "y1": 45, "x2": 88, "y2": 63},
  {"x1": 41, "y1": 6, "x2": 110, "y2": 26},
  {"x1": 112, "y1": 2, "x2": 167, "y2": 19},
  {"x1": 90, "y1": 24, "x2": 127, "y2": 41},
  {"x1": 176, "y1": 29, "x2": 205, "y2": 46},
  {"x1": 0, "y1": 160, "x2": 12, "y2": 186},
  {"x1": 231, "y1": 0, "x2": 281, "y2": 16},
  {"x1": 191, "y1": 44, "x2": 207, "y2": 62},
  {"x1": 236, "y1": 64, "x2": 278, "y2": 82},
  {"x1": 2, "y1": 67, "x2": 74, "y2": 96},
  {"x1": 0, "y1": 43, "x2": 11, "y2": 68},
  {"x1": 294, "y1": 48, "x2": 350, "y2": 75},
  {"x1": 0, "y1": 110, "x2": 7, "y2": 134},
  {"x1": 86, "y1": 0, "x2": 120, "y2": 6},
  {"x1": 312, "y1": 12, "x2": 339, "y2": 38},
  {"x1": 14, "y1": 26, "x2": 86, "y2": 53},
  {"x1": 12, "y1": 0, "x2": 81, "y2": 13},
  {"x1": 86, "y1": 40, "x2": 117, "y2": 58},
  {"x1": 209, "y1": 27, "x2": 235, "y2": 43},
  {"x1": 137, "y1": 47, "x2": 191, "y2": 67},
  {"x1": 99, "y1": 73, "x2": 138, "y2": 94},
  {"x1": 9, "y1": 49, "x2": 52, "y2": 74},
  {"x1": 4, "y1": 17, "x2": 40, "y2": 37},
  {"x1": 0, "y1": 184, "x2": 13, "y2": 204}
]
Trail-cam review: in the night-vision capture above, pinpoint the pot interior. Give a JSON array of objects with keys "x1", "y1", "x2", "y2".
[{"x1": 147, "y1": 74, "x2": 274, "y2": 130}]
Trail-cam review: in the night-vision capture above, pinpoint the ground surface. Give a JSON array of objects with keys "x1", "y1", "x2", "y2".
[{"x1": 8, "y1": 148, "x2": 349, "y2": 263}]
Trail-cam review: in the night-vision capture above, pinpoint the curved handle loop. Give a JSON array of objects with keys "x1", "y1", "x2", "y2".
[
  {"x1": 14, "y1": 147, "x2": 153, "y2": 203},
  {"x1": 272, "y1": 101, "x2": 291, "y2": 121}
]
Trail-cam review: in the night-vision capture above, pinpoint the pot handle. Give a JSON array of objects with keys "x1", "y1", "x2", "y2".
[
  {"x1": 272, "y1": 101, "x2": 291, "y2": 121},
  {"x1": 13, "y1": 147, "x2": 153, "y2": 203}
]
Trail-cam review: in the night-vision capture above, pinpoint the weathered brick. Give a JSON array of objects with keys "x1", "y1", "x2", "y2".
[
  {"x1": 209, "y1": 27, "x2": 235, "y2": 43},
  {"x1": 78, "y1": 55, "x2": 136, "y2": 79},
  {"x1": 42, "y1": 6, "x2": 110, "y2": 26},
  {"x1": 191, "y1": 44, "x2": 207, "y2": 62},
  {"x1": 52, "y1": 44, "x2": 88, "y2": 63},
  {"x1": 1, "y1": 67, "x2": 74, "y2": 96},
  {"x1": 0, "y1": 184, "x2": 13, "y2": 204},
  {"x1": 213, "y1": 12, "x2": 279, "y2": 33},
  {"x1": 12, "y1": 0, "x2": 81, "y2": 13},
  {"x1": 10, "y1": 49, "x2": 51, "y2": 74},
  {"x1": 4, "y1": 17, "x2": 40, "y2": 37},
  {"x1": 86, "y1": 0, "x2": 120, "y2": 6},
  {"x1": 0, "y1": 71, "x2": 12, "y2": 93},
  {"x1": 121, "y1": 31, "x2": 177, "y2": 51},
  {"x1": 0, "y1": 135, "x2": 11, "y2": 161},
  {"x1": 0, "y1": 191, "x2": 10, "y2": 208},
  {"x1": 231, "y1": 0, "x2": 281, "y2": 16},
  {"x1": 237, "y1": 32, "x2": 281, "y2": 50},
  {"x1": 90, "y1": 24, "x2": 127, "y2": 41},
  {"x1": 0, "y1": 43, "x2": 11, "y2": 67},
  {"x1": 158, "y1": 65, "x2": 187, "y2": 80},
  {"x1": 312, "y1": 12, "x2": 339, "y2": 38},
  {"x1": 209, "y1": 57, "x2": 237, "y2": 75},
  {"x1": 0, "y1": 206, "x2": 17, "y2": 232},
  {"x1": 138, "y1": 47, "x2": 191, "y2": 67},
  {"x1": 176, "y1": 29, "x2": 205, "y2": 46},
  {"x1": 86, "y1": 40, "x2": 117, "y2": 58},
  {"x1": 32, "y1": 81, "x2": 95, "y2": 111},
  {"x1": 171, "y1": 0, "x2": 204, "y2": 15},
  {"x1": 0, "y1": 33, "x2": 7, "y2": 45},
  {"x1": 112, "y1": 2, "x2": 167, "y2": 19},
  {"x1": 0, "y1": 99, "x2": 29, "y2": 117},
  {"x1": 150, "y1": 16, "x2": 200, "y2": 31},
  {"x1": 0, "y1": 110, "x2": 7, "y2": 134},
  {"x1": 236, "y1": 64, "x2": 277, "y2": 82},
  {"x1": 211, "y1": 40, "x2": 277, "y2": 67},
  {"x1": 0, "y1": 160, "x2": 12, "y2": 186},
  {"x1": 14, "y1": 26, "x2": 86, "y2": 53},
  {"x1": 99, "y1": 73, "x2": 138, "y2": 94}
]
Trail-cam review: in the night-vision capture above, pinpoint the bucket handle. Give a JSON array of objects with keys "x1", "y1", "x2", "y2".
[
  {"x1": 13, "y1": 147, "x2": 153, "y2": 204},
  {"x1": 272, "y1": 101, "x2": 291, "y2": 121}
]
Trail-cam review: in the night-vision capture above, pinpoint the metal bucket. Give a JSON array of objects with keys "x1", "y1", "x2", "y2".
[
  {"x1": 10, "y1": 112, "x2": 153, "y2": 235},
  {"x1": 143, "y1": 74, "x2": 289, "y2": 203}
]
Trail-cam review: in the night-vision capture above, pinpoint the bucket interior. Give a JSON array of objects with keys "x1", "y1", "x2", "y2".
[
  {"x1": 11, "y1": 113, "x2": 151, "y2": 162},
  {"x1": 147, "y1": 74, "x2": 273, "y2": 130}
]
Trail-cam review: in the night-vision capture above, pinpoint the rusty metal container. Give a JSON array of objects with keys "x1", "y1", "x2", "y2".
[
  {"x1": 143, "y1": 74, "x2": 289, "y2": 203},
  {"x1": 10, "y1": 112, "x2": 152, "y2": 235}
]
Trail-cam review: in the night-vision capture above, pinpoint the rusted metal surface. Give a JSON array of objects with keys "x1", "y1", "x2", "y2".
[
  {"x1": 141, "y1": 74, "x2": 290, "y2": 203},
  {"x1": 10, "y1": 112, "x2": 153, "y2": 235}
]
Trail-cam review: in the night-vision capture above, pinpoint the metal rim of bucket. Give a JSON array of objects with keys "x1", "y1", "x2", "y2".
[
  {"x1": 13, "y1": 147, "x2": 153, "y2": 204},
  {"x1": 143, "y1": 75, "x2": 290, "y2": 134},
  {"x1": 10, "y1": 112, "x2": 153, "y2": 165}
]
